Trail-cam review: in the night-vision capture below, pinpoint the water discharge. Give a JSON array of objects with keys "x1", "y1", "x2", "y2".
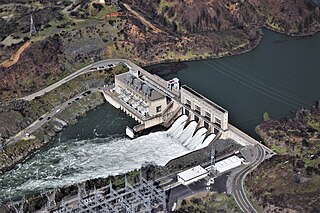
[
  {"x1": 186, "y1": 128, "x2": 208, "y2": 150},
  {"x1": 0, "y1": 111, "x2": 215, "y2": 204},
  {"x1": 180, "y1": 121, "x2": 198, "y2": 144}
]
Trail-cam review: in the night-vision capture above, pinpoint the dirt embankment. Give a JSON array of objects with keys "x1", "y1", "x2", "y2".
[{"x1": 0, "y1": 41, "x2": 31, "y2": 68}]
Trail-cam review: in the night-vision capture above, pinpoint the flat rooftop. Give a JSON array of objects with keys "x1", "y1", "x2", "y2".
[
  {"x1": 215, "y1": 155, "x2": 242, "y2": 170},
  {"x1": 177, "y1": 165, "x2": 208, "y2": 181},
  {"x1": 116, "y1": 72, "x2": 164, "y2": 101},
  {"x1": 181, "y1": 85, "x2": 228, "y2": 114}
]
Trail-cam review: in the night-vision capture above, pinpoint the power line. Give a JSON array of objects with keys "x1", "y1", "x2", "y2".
[
  {"x1": 224, "y1": 58, "x2": 316, "y2": 102},
  {"x1": 201, "y1": 60, "x2": 302, "y2": 109},
  {"x1": 215, "y1": 60, "x2": 314, "y2": 106},
  {"x1": 205, "y1": 60, "x2": 313, "y2": 108}
]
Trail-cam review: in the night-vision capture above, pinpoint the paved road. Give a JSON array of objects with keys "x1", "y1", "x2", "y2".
[
  {"x1": 20, "y1": 59, "x2": 142, "y2": 101},
  {"x1": 232, "y1": 144, "x2": 265, "y2": 213},
  {"x1": 5, "y1": 88, "x2": 102, "y2": 147},
  {"x1": 166, "y1": 173, "x2": 229, "y2": 211}
]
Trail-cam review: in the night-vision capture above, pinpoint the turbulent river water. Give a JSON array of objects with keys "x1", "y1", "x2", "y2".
[{"x1": 1, "y1": 29, "x2": 320, "y2": 203}]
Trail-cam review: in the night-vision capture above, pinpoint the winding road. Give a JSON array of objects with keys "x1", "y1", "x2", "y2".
[
  {"x1": 20, "y1": 59, "x2": 143, "y2": 101},
  {"x1": 232, "y1": 144, "x2": 265, "y2": 213},
  {"x1": 6, "y1": 58, "x2": 141, "y2": 147}
]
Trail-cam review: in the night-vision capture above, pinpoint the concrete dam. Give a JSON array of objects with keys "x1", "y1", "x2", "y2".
[{"x1": 102, "y1": 60, "x2": 253, "y2": 151}]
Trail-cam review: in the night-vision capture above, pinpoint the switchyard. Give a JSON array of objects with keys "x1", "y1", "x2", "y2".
[{"x1": 6, "y1": 174, "x2": 166, "y2": 213}]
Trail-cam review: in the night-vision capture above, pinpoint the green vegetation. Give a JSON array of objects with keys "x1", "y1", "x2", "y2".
[
  {"x1": 248, "y1": 108, "x2": 320, "y2": 212},
  {"x1": 90, "y1": 3, "x2": 117, "y2": 20},
  {"x1": 175, "y1": 192, "x2": 240, "y2": 213}
]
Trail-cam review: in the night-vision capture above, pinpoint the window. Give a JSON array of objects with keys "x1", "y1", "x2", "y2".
[
  {"x1": 186, "y1": 99, "x2": 191, "y2": 108},
  {"x1": 194, "y1": 115, "x2": 199, "y2": 122},
  {"x1": 184, "y1": 109, "x2": 189, "y2": 116},
  {"x1": 195, "y1": 104, "x2": 201, "y2": 114},
  {"x1": 205, "y1": 111, "x2": 211, "y2": 121},
  {"x1": 156, "y1": 106, "x2": 162, "y2": 113},
  {"x1": 204, "y1": 121, "x2": 209, "y2": 129},
  {"x1": 215, "y1": 117, "x2": 221, "y2": 128}
]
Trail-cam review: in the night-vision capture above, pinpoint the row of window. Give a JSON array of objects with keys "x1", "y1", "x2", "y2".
[{"x1": 184, "y1": 99, "x2": 222, "y2": 128}]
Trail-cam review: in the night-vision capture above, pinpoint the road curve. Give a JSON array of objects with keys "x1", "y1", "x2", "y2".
[
  {"x1": 5, "y1": 88, "x2": 103, "y2": 147},
  {"x1": 20, "y1": 59, "x2": 141, "y2": 101},
  {"x1": 233, "y1": 144, "x2": 265, "y2": 213}
]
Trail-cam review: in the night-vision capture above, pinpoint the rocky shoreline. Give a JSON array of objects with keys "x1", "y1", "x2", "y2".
[{"x1": 0, "y1": 92, "x2": 106, "y2": 174}]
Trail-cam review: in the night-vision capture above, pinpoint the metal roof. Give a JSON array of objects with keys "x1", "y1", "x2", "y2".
[{"x1": 177, "y1": 165, "x2": 208, "y2": 181}]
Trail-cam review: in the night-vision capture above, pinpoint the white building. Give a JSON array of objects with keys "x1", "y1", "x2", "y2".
[
  {"x1": 177, "y1": 165, "x2": 208, "y2": 185},
  {"x1": 214, "y1": 155, "x2": 243, "y2": 173}
]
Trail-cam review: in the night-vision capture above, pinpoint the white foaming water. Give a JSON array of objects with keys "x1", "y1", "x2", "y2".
[
  {"x1": 0, "y1": 132, "x2": 189, "y2": 203},
  {"x1": 166, "y1": 115, "x2": 188, "y2": 136},
  {"x1": 186, "y1": 128, "x2": 207, "y2": 150},
  {"x1": 195, "y1": 133, "x2": 216, "y2": 150},
  {"x1": 180, "y1": 121, "x2": 197, "y2": 144},
  {"x1": 0, "y1": 114, "x2": 217, "y2": 204}
]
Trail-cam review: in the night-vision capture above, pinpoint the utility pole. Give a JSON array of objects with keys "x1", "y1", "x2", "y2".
[
  {"x1": 211, "y1": 147, "x2": 216, "y2": 175},
  {"x1": 30, "y1": 14, "x2": 37, "y2": 37}
]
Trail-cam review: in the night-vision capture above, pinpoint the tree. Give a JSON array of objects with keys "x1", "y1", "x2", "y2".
[{"x1": 263, "y1": 112, "x2": 270, "y2": 122}]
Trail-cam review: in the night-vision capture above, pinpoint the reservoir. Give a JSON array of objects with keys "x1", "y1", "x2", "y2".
[
  {"x1": 146, "y1": 29, "x2": 320, "y2": 137},
  {"x1": 0, "y1": 29, "x2": 319, "y2": 204}
]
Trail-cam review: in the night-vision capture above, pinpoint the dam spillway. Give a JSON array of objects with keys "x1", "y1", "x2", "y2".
[{"x1": 166, "y1": 115, "x2": 217, "y2": 151}]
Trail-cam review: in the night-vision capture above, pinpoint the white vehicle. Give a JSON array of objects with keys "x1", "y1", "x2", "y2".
[
  {"x1": 98, "y1": 66, "x2": 106, "y2": 70},
  {"x1": 25, "y1": 133, "x2": 30, "y2": 137},
  {"x1": 56, "y1": 109, "x2": 61, "y2": 113}
]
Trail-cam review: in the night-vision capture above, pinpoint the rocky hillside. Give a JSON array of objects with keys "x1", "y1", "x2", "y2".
[
  {"x1": 127, "y1": 0, "x2": 320, "y2": 35},
  {"x1": 0, "y1": 36, "x2": 66, "y2": 101},
  {"x1": 246, "y1": 108, "x2": 320, "y2": 212},
  {"x1": 0, "y1": 0, "x2": 319, "y2": 102}
]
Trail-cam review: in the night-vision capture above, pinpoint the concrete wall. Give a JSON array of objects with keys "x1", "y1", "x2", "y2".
[
  {"x1": 148, "y1": 97, "x2": 167, "y2": 116},
  {"x1": 102, "y1": 91, "x2": 120, "y2": 109},
  {"x1": 180, "y1": 86, "x2": 228, "y2": 131}
]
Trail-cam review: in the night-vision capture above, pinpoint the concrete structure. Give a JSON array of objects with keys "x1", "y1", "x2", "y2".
[
  {"x1": 105, "y1": 67, "x2": 182, "y2": 135},
  {"x1": 177, "y1": 165, "x2": 208, "y2": 185},
  {"x1": 214, "y1": 155, "x2": 243, "y2": 173},
  {"x1": 180, "y1": 85, "x2": 228, "y2": 133},
  {"x1": 104, "y1": 62, "x2": 230, "y2": 139}
]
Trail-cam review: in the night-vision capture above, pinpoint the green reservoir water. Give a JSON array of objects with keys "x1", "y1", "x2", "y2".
[
  {"x1": 0, "y1": 29, "x2": 319, "y2": 203},
  {"x1": 146, "y1": 29, "x2": 320, "y2": 137}
]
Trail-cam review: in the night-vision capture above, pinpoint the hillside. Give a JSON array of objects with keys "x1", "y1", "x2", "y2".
[
  {"x1": 246, "y1": 108, "x2": 320, "y2": 212},
  {"x1": 0, "y1": 0, "x2": 319, "y2": 102}
]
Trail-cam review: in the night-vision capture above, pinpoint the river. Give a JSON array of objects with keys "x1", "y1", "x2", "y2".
[{"x1": 0, "y1": 29, "x2": 319, "y2": 204}]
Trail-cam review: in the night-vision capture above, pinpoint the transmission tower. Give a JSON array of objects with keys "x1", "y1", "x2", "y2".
[
  {"x1": 211, "y1": 147, "x2": 216, "y2": 169},
  {"x1": 30, "y1": 14, "x2": 37, "y2": 37}
]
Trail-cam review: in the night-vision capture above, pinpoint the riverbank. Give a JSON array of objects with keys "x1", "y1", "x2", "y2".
[
  {"x1": 0, "y1": 65, "x2": 129, "y2": 174},
  {"x1": 0, "y1": 92, "x2": 106, "y2": 174}
]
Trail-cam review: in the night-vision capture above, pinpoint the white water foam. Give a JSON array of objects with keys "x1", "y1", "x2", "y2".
[
  {"x1": 186, "y1": 128, "x2": 207, "y2": 150},
  {"x1": 0, "y1": 132, "x2": 190, "y2": 203},
  {"x1": 180, "y1": 121, "x2": 197, "y2": 144}
]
